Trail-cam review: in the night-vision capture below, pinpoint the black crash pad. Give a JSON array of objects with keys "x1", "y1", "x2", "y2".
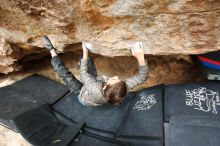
[
  {"x1": 13, "y1": 104, "x2": 129, "y2": 146},
  {"x1": 0, "y1": 74, "x2": 69, "y2": 131},
  {"x1": 13, "y1": 104, "x2": 84, "y2": 146},
  {"x1": 53, "y1": 84, "x2": 164, "y2": 146},
  {"x1": 169, "y1": 115, "x2": 220, "y2": 146},
  {"x1": 164, "y1": 81, "x2": 220, "y2": 122}
]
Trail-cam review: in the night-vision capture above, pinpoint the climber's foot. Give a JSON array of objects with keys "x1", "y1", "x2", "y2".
[{"x1": 42, "y1": 36, "x2": 55, "y2": 51}]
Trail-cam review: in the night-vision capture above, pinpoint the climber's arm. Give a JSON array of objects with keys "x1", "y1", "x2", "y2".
[
  {"x1": 80, "y1": 43, "x2": 101, "y2": 94},
  {"x1": 125, "y1": 42, "x2": 148, "y2": 90}
]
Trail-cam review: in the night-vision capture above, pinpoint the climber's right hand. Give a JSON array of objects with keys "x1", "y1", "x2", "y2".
[
  {"x1": 82, "y1": 42, "x2": 88, "y2": 59},
  {"x1": 131, "y1": 42, "x2": 145, "y2": 66}
]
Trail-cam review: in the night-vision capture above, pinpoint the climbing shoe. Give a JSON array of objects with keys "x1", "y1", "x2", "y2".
[{"x1": 42, "y1": 36, "x2": 55, "y2": 51}]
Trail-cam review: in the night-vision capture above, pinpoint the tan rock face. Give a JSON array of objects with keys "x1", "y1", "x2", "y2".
[
  {"x1": 0, "y1": 0, "x2": 219, "y2": 74},
  {"x1": 0, "y1": 0, "x2": 220, "y2": 73}
]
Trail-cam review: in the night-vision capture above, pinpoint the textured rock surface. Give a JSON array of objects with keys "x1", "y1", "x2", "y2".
[{"x1": 0, "y1": 0, "x2": 219, "y2": 74}]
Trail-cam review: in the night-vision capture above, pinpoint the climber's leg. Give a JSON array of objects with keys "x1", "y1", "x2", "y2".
[{"x1": 43, "y1": 36, "x2": 82, "y2": 94}]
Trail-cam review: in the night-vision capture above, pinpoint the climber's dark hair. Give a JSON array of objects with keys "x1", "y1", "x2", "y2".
[{"x1": 104, "y1": 81, "x2": 127, "y2": 105}]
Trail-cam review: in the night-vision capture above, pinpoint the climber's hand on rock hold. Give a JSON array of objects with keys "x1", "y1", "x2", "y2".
[
  {"x1": 82, "y1": 42, "x2": 88, "y2": 59},
  {"x1": 131, "y1": 42, "x2": 145, "y2": 66}
]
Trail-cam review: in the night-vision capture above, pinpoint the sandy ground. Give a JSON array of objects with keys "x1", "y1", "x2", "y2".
[
  {"x1": 0, "y1": 125, "x2": 31, "y2": 146},
  {"x1": 0, "y1": 53, "x2": 206, "y2": 146}
]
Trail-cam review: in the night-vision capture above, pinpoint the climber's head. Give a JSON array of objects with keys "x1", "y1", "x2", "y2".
[{"x1": 103, "y1": 76, "x2": 127, "y2": 105}]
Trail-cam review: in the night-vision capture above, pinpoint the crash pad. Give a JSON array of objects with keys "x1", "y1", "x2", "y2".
[
  {"x1": 13, "y1": 104, "x2": 84, "y2": 146},
  {"x1": 164, "y1": 81, "x2": 220, "y2": 122},
  {"x1": 53, "y1": 84, "x2": 164, "y2": 146},
  {"x1": 12, "y1": 84, "x2": 164, "y2": 146},
  {"x1": 0, "y1": 74, "x2": 69, "y2": 131},
  {"x1": 169, "y1": 115, "x2": 220, "y2": 146}
]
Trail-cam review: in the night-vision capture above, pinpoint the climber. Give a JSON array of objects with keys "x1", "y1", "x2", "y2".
[{"x1": 42, "y1": 36, "x2": 148, "y2": 106}]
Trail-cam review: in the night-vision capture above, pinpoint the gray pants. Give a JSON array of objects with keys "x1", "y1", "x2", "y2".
[{"x1": 51, "y1": 56, "x2": 97, "y2": 94}]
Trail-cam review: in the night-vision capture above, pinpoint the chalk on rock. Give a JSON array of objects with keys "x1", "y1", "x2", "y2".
[{"x1": 84, "y1": 42, "x2": 95, "y2": 52}]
